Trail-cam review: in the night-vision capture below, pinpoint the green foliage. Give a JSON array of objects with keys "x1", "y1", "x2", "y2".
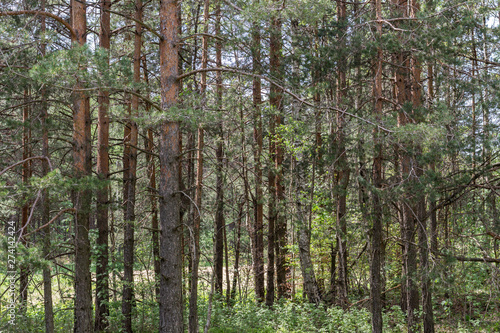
[{"x1": 208, "y1": 299, "x2": 378, "y2": 333}]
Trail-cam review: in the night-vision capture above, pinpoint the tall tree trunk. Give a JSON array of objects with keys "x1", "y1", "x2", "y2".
[
  {"x1": 189, "y1": 1, "x2": 208, "y2": 330},
  {"x1": 396, "y1": 0, "x2": 419, "y2": 326},
  {"x1": 270, "y1": 8, "x2": 289, "y2": 300},
  {"x1": 296, "y1": 194, "x2": 321, "y2": 304},
  {"x1": 370, "y1": 0, "x2": 383, "y2": 330},
  {"x1": 335, "y1": 0, "x2": 350, "y2": 308},
  {"x1": 214, "y1": 0, "x2": 225, "y2": 297},
  {"x1": 189, "y1": 126, "x2": 203, "y2": 333},
  {"x1": 95, "y1": 0, "x2": 111, "y2": 330},
  {"x1": 71, "y1": 0, "x2": 93, "y2": 331},
  {"x1": 142, "y1": 56, "x2": 161, "y2": 299},
  {"x1": 19, "y1": 87, "x2": 31, "y2": 313},
  {"x1": 251, "y1": 19, "x2": 265, "y2": 303},
  {"x1": 230, "y1": 201, "x2": 243, "y2": 301},
  {"x1": 40, "y1": 2, "x2": 54, "y2": 331},
  {"x1": 266, "y1": 116, "x2": 276, "y2": 306},
  {"x1": 410, "y1": 1, "x2": 434, "y2": 328},
  {"x1": 122, "y1": 1, "x2": 142, "y2": 331},
  {"x1": 291, "y1": 20, "x2": 321, "y2": 304},
  {"x1": 392, "y1": 0, "x2": 419, "y2": 329},
  {"x1": 158, "y1": 0, "x2": 183, "y2": 330}
]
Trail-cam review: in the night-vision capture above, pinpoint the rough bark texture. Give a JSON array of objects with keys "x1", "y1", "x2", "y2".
[
  {"x1": 41, "y1": 90, "x2": 55, "y2": 333},
  {"x1": 297, "y1": 201, "x2": 322, "y2": 304},
  {"x1": 270, "y1": 10, "x2": 290, "y2": 300},
  {"x1": 121, "y1": 1, "x2": 142, "y2": 331},
  {"x1": 40, "y1": 3, "x2": 54, "y2": 331},
  {"x1": 71, "y1": 0, "x2": 93, "y2": 331},
  {"x1": 189, "y1": 1, "x2": 207, "y2": 330},
  {"x1": 215, "y1": 0, "x2": 226, "y2": 300},
  {"x1": 266, "y1": 117, "x2": 276, "y2": 306},
  {"x1": 189, "y1": 127, "x2": 203, "y2": 333},
  {"x1": 411, "y1": 4, "x2": 434, "y2": 328},
  {"x1": 95, "y1": 0, "x2": 111, "y2": 330},
  {"x1": 214, "y1": 0, "x2": 225, "y2": 296},
  {"x1": 370, "y1": 0, "x2": 383, "y2": 329},
  {"x1": 335, "y1": 0, "x2": 350, "y2": 308},
  {"x1": 20, "y1": 88, "x2": 30, "y2": 312},
  {"x1": 142, "y1": 58, "x2": 160, "y2": 299},
  {"x1": 146, "y1": 127, "x2": 160, "y2": 296},
  {"x1": 251, "y1": 20, "x2": 265, "y2": 302},
  {"x1": 231, "y1": 202, "x2": 243, "y2": 300},
  {"x1": 159, "y1": 0, "x2": 183, "y2": 330},
  {"x1": 391, "y1": 0, "x2": 419, "y2": 329}
]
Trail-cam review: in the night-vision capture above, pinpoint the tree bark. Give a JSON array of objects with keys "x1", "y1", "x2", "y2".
[
  {"x1": 71, "y1": 0, "x2": 93, "y2": 331},
  {"x1": 251, "y1": 19, "x2": 265, "y2": 303},
  {"x1": 335, "y1": 0, "x2": 350, "y2": 308},
  {"x1": 158, "y1": 0, "x2": 183, "y2": 330},
  {"x1": 121, "y1": 1, "x2": 142, "y2": 331},
  {"x1": 189, "y1": 126, "x2": 203, "y2": 333},
  {"x1": 411, "y1": 2, "x2": 434, "y2": 328},
  {"x1": 296, "y1": 199, "x2": 321, "y2": 304},
  {"x1": 40, "y1": 2, "x2": 54, "y2": 331},
  {"x1": 214, "y1": 0, "x2": 225, "y2": 297},
  {"x1": 19, "y1": 87, "x2": 31, "y2": 313},
  {"x1": 189, "y1": 1, "x2": 208, "y2": 330},
  {"x1": 370, "y1": 0, "x2": 383, "y2": 329},
  {"x1": 142, "y1": 56, "x2": 161, "y2": 299},
  {"x1": 95, "y1": 0, "x2": 111, "y2": 330},
  {"x1": 270, "y1": 8, "x2": 289, "y2": 300}
]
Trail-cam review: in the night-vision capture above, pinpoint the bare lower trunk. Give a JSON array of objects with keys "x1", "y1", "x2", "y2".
[
  {"x1": 189, "y1": 127, "x2": 203, "y2": 333},
  {"x1": 230, "y1": 202, "x2": 243, "y2": 300},
  {"x1": 266, "y1": 118, "x2": 276, "y2": 306},
  {"x1": 297, "y1": 203, "x2": 321, "y2": 304},
  {"x1": 142, "y1": 56, "x2": 161, "y2": 299},
  {"x1": 158, "y1": 0, "x2": 183, "y2": 330},
  {"x1": 214, "y1": 135, "x2": 224, "y2": 294}
]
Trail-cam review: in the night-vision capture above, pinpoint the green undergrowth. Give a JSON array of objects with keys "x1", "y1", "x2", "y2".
[
  {"x1": 206, "y1": 299, "x2": 407, "y2": 333},
  {"x1": 1, "y1": 285, "x2": 499, "y2": 332}
]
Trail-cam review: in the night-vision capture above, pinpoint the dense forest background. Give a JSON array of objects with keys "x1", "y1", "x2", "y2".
[{"x1": 0, "y1": 0, "x2": 499, "y2": 332}]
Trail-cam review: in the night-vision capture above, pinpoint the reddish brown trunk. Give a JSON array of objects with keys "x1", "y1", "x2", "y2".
[
  {"x1": 71, "y1": 0, "x2": 92, "y2": 331},
  {"x1": 158, "y1": 0, "x2": 183, "y2": 330},
  {"x1": 95, "y1": 0, "x2": 111, "y2": 330},
  {"x1": 393, "y1": 0, "x2": 419, "y2": 329}
]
